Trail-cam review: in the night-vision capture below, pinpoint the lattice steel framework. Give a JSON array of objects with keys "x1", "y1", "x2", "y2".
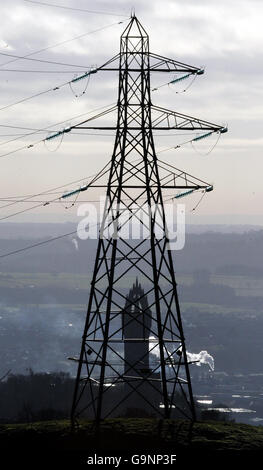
[{"x1": 70, "y1": 15, "x2": 227, "y2": 426}]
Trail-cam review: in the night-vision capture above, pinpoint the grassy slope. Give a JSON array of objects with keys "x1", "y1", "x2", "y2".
[{"x1": 1, "y1": 418, "x2": 263, "y2": 466}]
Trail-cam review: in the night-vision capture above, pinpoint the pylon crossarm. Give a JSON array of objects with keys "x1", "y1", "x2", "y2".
[
  {"x1": 158, "y1": 162, "x2": 212, "y2": 192},
  {"x1": 74, "y1": 184, "x2": 209, "y2": 188},
  {"x1": 158, "y1": 158, "x2": 211, "y2": 188},
  {"x1": 72, "y1": 124, "x2": 226, "y2": 132},
  {"x1": 148, "y1": 52, "x2": 204, "y2": 74},
  {"x1": 151, "y1": 105, "x2": 227, "y2": 132},
  {"x1": 97, "y1": 53, "x2": 203, "y2": 74}
]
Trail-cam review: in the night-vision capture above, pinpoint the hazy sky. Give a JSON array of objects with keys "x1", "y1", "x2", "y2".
[{"x1": 0, "y1": 0, "x2": 262, "y2": 225}]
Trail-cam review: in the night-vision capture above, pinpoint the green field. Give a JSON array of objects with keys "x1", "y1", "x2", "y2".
[{"x1": 1, "y1": 271, "x2": 263, "y2": 296}]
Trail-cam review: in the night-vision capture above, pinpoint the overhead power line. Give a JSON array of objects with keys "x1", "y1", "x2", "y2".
[
  {"x1": 0, "y1": 148, "x2": 205, "y2": 221},
  {"x1": 0, "y1": 21, "x2": 124, "y2": 68},
  {"x1": 0, "y1": 132, "x2": 115, "y2": 137},
  {"x1": 0, "y1": 159, "x2": 110, "y2": 221},
  {"x1": 0, "y1": 81, "x2": 72, "y2": 112},
  {"x1": 0, "y1": 174, "x2": 99, "y2": 210},
  {"x1": 0, "y1": 51, "x2": 93, "y2": 69},
  {"x1": 0, "y1": 194, "x2": 175, "y2": 260},
  {"x1": 0, "y1": 198, "x2": 92, "y2": 204},
  {"x1": 0, "y1": 54, "x2": 119, "y2": 113},
  {"x1": 0, "y1": 69, "x2": 92, "y2": 73},
  {"x1": 24, "y1": 0, "x2": 129, "y2": 17},
  {"x1": 0, "y1": 101, "x2": 116, "y2": 157},
  {"x1": 0, "y1": 228, "x2": 79, "y2": 259}
]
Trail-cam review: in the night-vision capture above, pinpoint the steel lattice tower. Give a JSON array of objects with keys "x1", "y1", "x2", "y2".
[{"x1": 70, "y1": 15, "x2": 227, "y2": 425}]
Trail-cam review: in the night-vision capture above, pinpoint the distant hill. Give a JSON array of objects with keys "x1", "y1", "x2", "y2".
[
  {"x1": 0, "y1": 221, "x2": 262, "y2": 239},
  {"x1": 1, "y1": 224, "x2": 263, "y2": 275}
]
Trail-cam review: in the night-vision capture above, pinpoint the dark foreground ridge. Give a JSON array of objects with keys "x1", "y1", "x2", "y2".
[{"x1": 1, "y1": 418, "x2": 263, "y2": 467}]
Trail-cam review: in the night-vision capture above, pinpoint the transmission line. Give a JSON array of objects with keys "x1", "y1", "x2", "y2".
[
  {"x1": 0, "y1": 57, "x2": 114, "y2": 113},
  {"x1": 0, "y1": 69, "x2": 92, "y2": 73},
  {"x1": 0, "y1": 101, "x2": 116, "y2": 157},
  {"x1": 0, "y1": 174, "x2": 99, "y2": 210},
  {"x1": 0, "y1": 193, "x2": 176, "y2": 261},
  {"x1": 0, "y1": 51, "x2": 97, "y2": 69},
  {"x1": 0, "y1": 160, "x2": 110, "y2": 221},
  {"x1": 0, "y1": 228, "x2": 80, "y2": 259},
  {"x1": 24, "y1": 0, "x2": 129, "y2": 17},
  {"x1": 0, "y1": 21, "x2": 125, "y2": 68}
]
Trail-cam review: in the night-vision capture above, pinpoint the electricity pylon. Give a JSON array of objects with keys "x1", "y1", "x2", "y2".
[{"x1": 70, "y1": 15, "x2": 227, "y2": 426}]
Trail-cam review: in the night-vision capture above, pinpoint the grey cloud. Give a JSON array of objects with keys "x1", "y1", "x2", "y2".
[{"x1": 0, "y1": 0, "x2": 262, "y2": 223}]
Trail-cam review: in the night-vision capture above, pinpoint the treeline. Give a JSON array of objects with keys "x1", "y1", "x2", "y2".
[
  {"x1": 0, "y1": 371, "x2": 73, "y2": 423},
  {"x1": 0, "y1": 371, "x2": 231, "y2": 424}
]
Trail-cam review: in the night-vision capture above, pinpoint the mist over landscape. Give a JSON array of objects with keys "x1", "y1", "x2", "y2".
[
  {"x1": 1, "y1": 222, "x2": 263, "y2": 373},
  {"x1": 0, "y1": 222, "x2": 262, "y2": 424}
]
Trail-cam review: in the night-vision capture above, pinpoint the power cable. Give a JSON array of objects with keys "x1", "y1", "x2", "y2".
[
  {"x1": 0, "y1": 150, "x2": 180, "y2": 217},
  {"x1": 0, "y1": 161, "x2": 110, "y2": 221},
  {"x1": 0, "y1": 228, "x2": 80, "y2": 259},
  {"x1": 0, "y1": 132, "x2": 116, "y2": 137},
  {"x1": 191, "y1": 191, "x2": 207, "y2": 211},
  {"x1": 0, "y1": 194, "x2": 174, "y2": 260},
  {"x1": 0, "y1": 195, "x2": 174, "y2": 204},
  {"x1": 0, "y1": 174, "x2": 101, "y2": 210},
  {"x1": 191, "y1": 132, "x2": 222, "y2": 156},
  {"x1": 0, "y1": 101, "x2": 116, "y2": 157},
  {"x1": 0, "y1": 68, "x2": 91, "y2": 73},
  {"x1": 0, "y1": 57, "x2": 115, "y2": 113},
  {"x1": 0, "y1": 21, "x2": 125, "y2": 68},
  {"x1": 24, "y1": 1, "x2": 129, "y2": 17},
  {"x1": 0, "y1": 51, "x2": 96, "y2": 69},
  {"x1": 152, "y1": 72, "x2": 200, "y2": 94}
]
